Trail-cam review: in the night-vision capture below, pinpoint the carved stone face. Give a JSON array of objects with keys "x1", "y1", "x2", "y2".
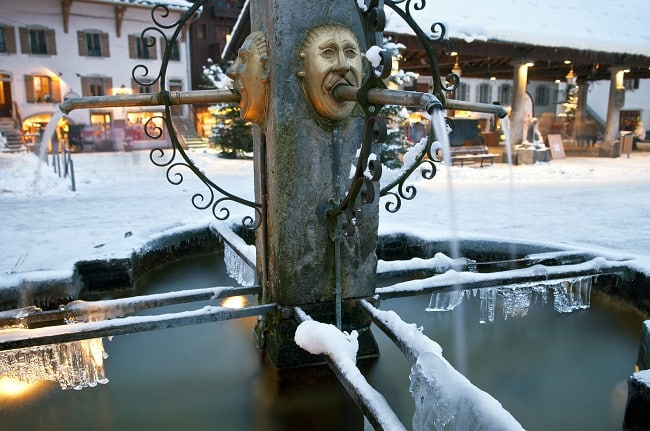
[
  {"x1": 226, "y1": 32, "x2": 268, "y2": 124},
  {"x1": 299, "y1": 25, "x2": 363, "y2": 123}
]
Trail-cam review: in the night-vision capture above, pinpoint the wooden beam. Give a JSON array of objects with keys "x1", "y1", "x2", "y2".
[
  {"x1": 115, "y1": 5, "x2": 126, "y2": 38},
  {"x1": 62, "y1": 0, "x2": 73, "y2": 33}
]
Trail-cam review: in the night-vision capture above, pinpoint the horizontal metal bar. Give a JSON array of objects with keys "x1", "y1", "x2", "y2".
[
  {"x1": 0, "y1": 303, "x2": 276, "y2": 351},
  {"x1": 1, "y1": 285, "x2": 260, "y2": 327},
  {"x1": 376, "y1": 262, "x2": 632, "y2": 300},
  {"x1": 59, "y1": 89, "x2": 239, "y2": 114},
  {"x1": 332, "y1": 85, "x2": 508, "y2": 118}
]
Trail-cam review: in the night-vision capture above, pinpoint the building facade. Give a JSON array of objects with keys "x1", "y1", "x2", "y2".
[{"x1": 0, "y1": 0, "x2": 192, "y2": 151}]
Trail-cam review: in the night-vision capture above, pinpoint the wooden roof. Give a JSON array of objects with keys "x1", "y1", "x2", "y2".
[{"x1": 388, "y1": 32, "x2": 650, "y2": 82}]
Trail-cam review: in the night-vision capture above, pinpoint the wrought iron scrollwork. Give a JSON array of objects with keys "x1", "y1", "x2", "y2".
[
  {"x1": 384, "y1": 0, "x2": 458, "y2": 101},
  {"x1": 327, "y1": 116, "x2": 386, "y2": 236},
  {"x1": 137, "y1": 0, "x2": 262, "y2": 230},
  {"x1": 332, "y1": 0, "x2": 458, "y2": 226}
]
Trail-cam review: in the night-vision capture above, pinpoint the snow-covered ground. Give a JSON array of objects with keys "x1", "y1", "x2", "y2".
[{"x1": 1, "y1": 148, "x2": 649, "y2": 282}]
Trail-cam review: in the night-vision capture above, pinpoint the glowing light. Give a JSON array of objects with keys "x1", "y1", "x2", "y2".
[
  {"x1": 0, "y1": 377, "x2": 36, "y2": 398},
  {"x1": 221, "y1": 296, "x2": 247, "y2": 309}
]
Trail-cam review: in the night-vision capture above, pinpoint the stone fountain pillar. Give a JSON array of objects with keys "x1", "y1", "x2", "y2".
[{"x1": 247, "y1": 0, "x2": 379, "y2": 368}]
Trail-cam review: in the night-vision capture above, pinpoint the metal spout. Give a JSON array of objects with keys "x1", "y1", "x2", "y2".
[
  {"x1": 59, "y1": 89, "x2": 240, "y2": 114},
  {"x1": 332, "y1": 86, "x2": 508, "y2": 118}
]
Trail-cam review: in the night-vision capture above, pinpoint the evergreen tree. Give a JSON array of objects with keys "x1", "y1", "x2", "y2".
[
  {"x1": 211, "y1": 104, "x2": 253, "y2": 158},
  {"x1": 379, "y1": 105, "x2": 409, "y2": 169}
]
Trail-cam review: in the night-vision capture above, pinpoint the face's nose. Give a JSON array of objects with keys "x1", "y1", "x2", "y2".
[
  {"x1": 226, "y1": 60, "x2": 241, "y2": 80},
  {"x1": 332, "y1": 50, "x2": 351, "y2": 75}
]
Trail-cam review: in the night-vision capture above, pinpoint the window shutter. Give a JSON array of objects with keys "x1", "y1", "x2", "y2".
[
  {"x1": 51, "y1": 78, "x2": 61, "y2": 102},
  {"x1": 128, "y1": 35, "x2": 136, "y2": 59},
  {"x1": 80, "y1": 76, "x2": 90, "y2": 97},
  {"x1": 77, "y1": 31, "x2": 86, "y2": 56},
  {"x1": 24, "y1": 75, "x2": 35, "y2": 102},
  {"x1": 105, "y1": 77, "x2": 113, "y2": 95},
  {"x1": 19, "y1": 27, "x2": 29, "y2": 54},
  {"x1": 46, "y1": 29, "x2": 56, "y2": 55},
  {"x1": 149, "y1": 40, "x2": 157, "y2": 60},
  {"x1": 101, "y1": 32, "x2": 110, "y2": 57},
  {"x1": 4, "y1": 26, "x2": 16, "y2": 54}
]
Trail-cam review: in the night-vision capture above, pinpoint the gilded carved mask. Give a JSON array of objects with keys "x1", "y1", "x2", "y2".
[
  {"x1": 226, "y1": 32, "x2": 269, "y2": 124},
  {"x1": 298, "y1": 24, "x2": 363, "y2": 123}
]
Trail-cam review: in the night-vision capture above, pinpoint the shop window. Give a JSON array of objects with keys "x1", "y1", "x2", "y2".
[
  {"x1": 19, "y1": 26, "x2": 56, "y2": 55},
  {"x1": 90, "y1": 112, "x2": 112, "y2": 142},
  {"x1": 128, "y1": 34, "x2": 157, "y2": 60},
  {"x1": 24, "y1": 74, "x2": 61, "y2": 103},
  {"x1": 78, "y1": 31, "x2": 110, "y2": 57},
  {"x1": 0, "y1": 25, "x2": 17, "y2": 53},
  {"x1": 477, "y1": 83, "x2": 492, "y2": 104},
  {"x1": 81, "y1": 76, "x2": 113, "y2": 97}
]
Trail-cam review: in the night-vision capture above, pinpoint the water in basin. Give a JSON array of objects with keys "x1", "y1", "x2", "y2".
[{"x1": 0, "y1": 254, "x2": 644, "y2": 430}]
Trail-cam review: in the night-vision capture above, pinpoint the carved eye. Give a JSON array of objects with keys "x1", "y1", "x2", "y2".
[
  {"x1": 320, "y1": 48, "x2": 336, "y2": 59},
  {"x1": 344, "y1": 48, "x2": 358, "y2": 59},
  {"x1": 238, "y1": 50, "x2": 248, "y2": 63}
]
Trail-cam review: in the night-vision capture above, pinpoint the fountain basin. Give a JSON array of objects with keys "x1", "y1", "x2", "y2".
[{"x1": 0, "y1": 227, "x2": 648, "y2": 430}]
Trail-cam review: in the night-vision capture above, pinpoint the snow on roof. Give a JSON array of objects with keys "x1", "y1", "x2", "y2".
[
  {"x1": 385, "y1": 0, "x2": 650, "y2": 57},
  {"x1": 91, "y1": 0, "x2": 194, "y2": 12}
]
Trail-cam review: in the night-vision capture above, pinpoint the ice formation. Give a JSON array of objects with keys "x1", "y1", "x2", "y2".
[
  {"x1": 0, "y1": 336, "x2": 108, "y2": 390},
  {"x1": 224, "y1": 242, "x2": 256, "y2": 286},
  {"x1": 428, "y1": 277, "x2": 594, "y2": 323}
]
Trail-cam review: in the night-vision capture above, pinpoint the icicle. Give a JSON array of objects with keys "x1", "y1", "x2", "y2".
[
  {"x1": 426, "y1": 291, "x2": 464, "y2": 312},
  {"x1": 552, "y1": 278, "x2": 592, "y2": 313},
  {"x1": 224, "y1": 243, "x2": 256, "y2": 286},
  {"x1": 499, "y1": 286, "x2": 532, "y2": 320},
  {"x1": 0, "y1": 338, "x2": 108, "y2": 390},
  {"x1": 479, "y1": 288, "x2": 497, "y2": 324}
]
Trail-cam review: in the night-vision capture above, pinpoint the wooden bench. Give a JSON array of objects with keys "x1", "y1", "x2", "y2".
[{"x1": 450, "y1": 145, "x2": 499, "y2": 167}]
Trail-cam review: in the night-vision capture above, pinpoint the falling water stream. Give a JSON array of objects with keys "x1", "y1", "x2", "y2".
[{"x1": 429, "y1": 109, "x2": 467, "y2": 373}]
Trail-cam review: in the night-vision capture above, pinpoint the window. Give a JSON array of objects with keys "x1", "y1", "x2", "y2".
[
  {"x1": 534, "y1": 85, "x2": 550, "y2": 106},
  {"x1": 196, "y1": 23, "x2": 207, "y2": 40},
  {"x1": 131, "y1": 77, "x2": 160, "y2": 94},
  {"x1": 0, "y1": 27, "x2": 5, "y2": 52},
  {"x1": 456, "y1": 82, "x2": 469, "y2": 101},
  {"x1": 19, "y1": 26, "x2": 56, "y2": 55},
  {"x1": 477, "y1": 83, "x2": 492, "y2": 104},
  {"x1": 128, "y1": 35, "x2": 157, "y2": 60},
  {"x1": 160, "y1": 37, "x2": 180, "y2": 61},
  {"x1": 498, "y1": 84, "x2": 511, "y2": 105},
  {"x1": 78, "y1": 31, "x2": 110, "y2": 57},
  {"x1": 81, "y1": 76, "x2": 113, "y2": 97},
  {"x1": 24, "y1": 74, "x2": 61, "y2": 103},
  {"x1": 624, "y1": 78, "x2": 639, "y2": 90}
]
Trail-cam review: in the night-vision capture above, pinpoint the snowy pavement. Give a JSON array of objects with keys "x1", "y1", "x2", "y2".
[{"x1": 1, "y1": 148, "x2": 650, "y2": 282}]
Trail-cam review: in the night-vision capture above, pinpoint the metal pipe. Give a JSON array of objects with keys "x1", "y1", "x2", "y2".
[
  {"x1": 0, "y1": 285, "x2": 260, "y2": 327},
  {"x1": 375, "y1": 262, "x2": 633, "y2": 300},
  {"x1": 59, "y1": 89, "x2": 240, "y2": 114},
  {"x1": 293, "y1": 308, "x2": 406, "y2": 431},
  {"x1": 0, "y1": 303, "x2": 276, "y2": 351},
  {"x1": 332, "y1": 85, "x2": 508, "y2": 118}
]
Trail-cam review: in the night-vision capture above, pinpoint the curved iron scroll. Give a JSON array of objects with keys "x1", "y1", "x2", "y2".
[{"x1": 138, "y1": 1, "x2": 262, "y2": 230}]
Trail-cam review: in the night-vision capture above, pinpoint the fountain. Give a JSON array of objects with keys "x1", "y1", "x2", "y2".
[{"x1": 1, "y1": 0, "x2": 649, "y2": 429}]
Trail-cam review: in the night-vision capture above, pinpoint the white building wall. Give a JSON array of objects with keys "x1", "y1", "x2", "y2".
[{"x1": 1, "y1": 0, "x2": 190, "y2": 129}]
